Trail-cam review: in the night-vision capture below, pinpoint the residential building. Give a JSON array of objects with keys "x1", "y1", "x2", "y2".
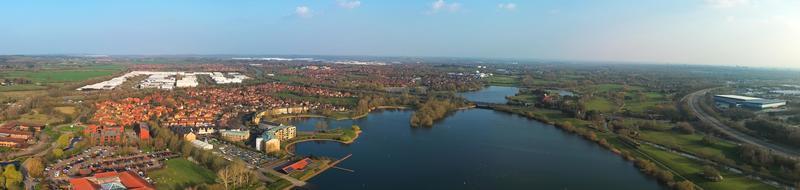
[
  {"x1": 256, "y1": 124, "x2": 296, "y2": 152},
  {"x1": 220, "y1": 129, "x2": 250, "y2": 142}
]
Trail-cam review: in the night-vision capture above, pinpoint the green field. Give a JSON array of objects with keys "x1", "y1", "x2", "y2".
[
  {"x1": 589, "y1": 84, "x2": 645, "y2": 93},
  {"x1": 18, "y1": 110, "x2": 64, "y2": 125},
  {"x1": 639, "y1": 145, "x2": 775, "y2": 190},
  {"x1": 625, "y1": 92, "x2": 670, "y2": 113},
  {"x1": 148, "y1": 158, "x2": 217, "y2": 189},
  {"x1": 586, "y1": 97, "x2": 617, "y2": 113},
  {"x1": 487, "y1": 75, "x2": 519, "y2": 86},
  {"x1": 639, "y1": 130, "x2": 740, "y2": 163},
  {"x1": 0, "y1": 70, "x2": 117, "y2": 83},
  {"x1": 0, "y1": 84, "x2": 49, "y2": 92}
]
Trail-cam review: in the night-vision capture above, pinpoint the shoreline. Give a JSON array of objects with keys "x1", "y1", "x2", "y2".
[{"x1": 268, "y1": 106, "x2": 410, "y2": 122}]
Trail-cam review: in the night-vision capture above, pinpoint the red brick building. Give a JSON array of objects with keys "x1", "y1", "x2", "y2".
[
  {"x1": 135, "y1": 123, "x2": 151, "y2": 140},
  {"x1": 84, "y1": 125, "x2": 126, "y2": 145}
]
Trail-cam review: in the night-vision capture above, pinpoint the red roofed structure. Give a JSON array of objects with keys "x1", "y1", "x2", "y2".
[
  {"x1": 282, "y1": 158, "x2": 312, "y2": 173},
  {"x1": 69, "y1": 171, "x2": 154, "y2": 190}
]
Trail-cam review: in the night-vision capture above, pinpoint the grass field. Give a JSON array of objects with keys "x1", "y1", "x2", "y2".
[
  {"x1": 639, "y1": 130, "x2": 740, "y2": 163},
  {"x1": 590, "y1": 84, "x2": 645, "y2": 93},
  {"x1": 0, "y1": 84, "x2": 49, "y2": 92},
  {"x1": 625, "y1": 92, "x2": 670, "y2": 113},
  {"x1": 148, "y1": 158, "x2": 217, "y2": 190},
  {"x1": 639, "y1": 145, "x2": 776, "y2": 190},
  {"x1": 1, "y1": 70, "x2": 117, "y2": 83},
  {"x1": 18, "y1": 110, "x2": 63, "y2": 125},
  {"x1": 586, "y1": 97, "x2": 617, "y2": 113},
  {"x1": 487, "y1": 75, "x2": 519, "y2": 86},
  {"x1": 54, "y1": 106, "x2": 78, "y2": 115}
]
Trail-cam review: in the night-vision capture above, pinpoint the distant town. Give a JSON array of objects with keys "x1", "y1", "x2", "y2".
[{"x1": 1, "y1": 55, "x2": 800, "y2": 190}]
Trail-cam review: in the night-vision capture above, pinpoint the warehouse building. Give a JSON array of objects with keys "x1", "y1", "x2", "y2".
[{"x1": 714, "y1": 95, "x2": 787, "y2": 109}]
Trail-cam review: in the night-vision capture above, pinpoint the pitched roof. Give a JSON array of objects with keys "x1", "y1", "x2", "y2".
[
  {"x1": 69, "y1": 178, "x2": 100, "y2": 190},
  {"x1": 119, "y1": 171, "x2": 155, "y2": 190}
]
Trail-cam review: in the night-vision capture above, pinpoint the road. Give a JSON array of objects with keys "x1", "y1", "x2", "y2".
[{"x1": 684, "y1": 88, "x2": 800, "y2": 158}]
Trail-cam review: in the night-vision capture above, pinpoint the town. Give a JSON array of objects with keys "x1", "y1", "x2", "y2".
[{"x1": 1, "y1": 1, "x2": 800, "y2": 189}]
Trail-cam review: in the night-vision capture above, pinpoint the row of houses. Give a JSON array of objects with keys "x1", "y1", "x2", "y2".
[{"x1": 0, "y1": 121, "x2": 43, "y2": 148}]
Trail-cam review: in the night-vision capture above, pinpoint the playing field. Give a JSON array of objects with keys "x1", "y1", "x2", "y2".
[
  {"x1": 1, "y1": 70, "x2": 117, "y2": 83},
  {"x1": 148, "y1": 158, "x2": 217, "y2": 189}
]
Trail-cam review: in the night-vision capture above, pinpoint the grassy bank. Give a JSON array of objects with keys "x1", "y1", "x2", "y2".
[{"x1": 147, "y1": 158, "x2": 217, "y2": 189}]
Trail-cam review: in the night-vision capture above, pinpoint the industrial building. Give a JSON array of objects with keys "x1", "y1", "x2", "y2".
[
  {"x1": 714, "y1": 95, "x2": 787, "y2": 109},
  {"x1": 77, "y1": 71, "x2": 249, "y2": 91}
]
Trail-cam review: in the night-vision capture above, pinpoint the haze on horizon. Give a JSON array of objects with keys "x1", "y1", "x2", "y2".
[{"x1": 1, "y1": 0, "x2": 799, "y2": 68}]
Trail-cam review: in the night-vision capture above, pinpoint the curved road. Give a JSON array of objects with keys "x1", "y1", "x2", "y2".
[{"x1": 684, "y1": 88, "x2": 800, "y2": 159}]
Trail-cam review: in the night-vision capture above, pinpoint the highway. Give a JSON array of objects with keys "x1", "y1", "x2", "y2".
[{"x1": 684, "y1": 88, "x2": 800, "y2": 159}]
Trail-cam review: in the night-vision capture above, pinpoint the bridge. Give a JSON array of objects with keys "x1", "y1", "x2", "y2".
[{"x1": 471, "y1": 101, "x2": 505, "y2": 109}]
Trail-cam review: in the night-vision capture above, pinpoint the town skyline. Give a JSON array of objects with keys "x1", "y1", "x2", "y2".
[{"x1": 1, "y1": 0, "x2": 799, "y2": 68}]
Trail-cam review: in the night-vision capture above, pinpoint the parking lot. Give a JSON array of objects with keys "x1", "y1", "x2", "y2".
[{"x1": 209, "y1": 138, "x2": 274, "y2": 167}]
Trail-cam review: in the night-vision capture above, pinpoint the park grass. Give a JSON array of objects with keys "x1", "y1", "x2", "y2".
[
  {"x1": 54, "y1": 106, "x2": 78, "y2": 115},
  {"x1": 625, "y1": 92, "x2": 670, "y2": 113},
  {"x1": 590, "y1": 84, "x2": 645, "y2": 93},
  {"x1": 0, "y1": 84, "x2": 49, "y2": 92},
  {"x1": 1, "y1": 70, "x2": 117, "y2": 83},
  {"x1": 18, "y1": 110, "x2": 63, "y2": 125},
  {"x1": 586, "y1": 97, "x2": 617, "y2": 113},
  {"x1": 639, "y1": 145, "x2": 776, "y2": 190},
  {"x1": 148, "y1": 158, "x2": 217, "y2": 190},
  {"x1": 639, "y1": 130, "x2": 740, "y2": 162},
  {"x1": 487, "y1": 75, "x2": 519, "y2": 86}
]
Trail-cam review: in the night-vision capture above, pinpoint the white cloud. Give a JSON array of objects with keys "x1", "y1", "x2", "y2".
[
  {"x1": 295, "y1": 6, "x2": 313, "y2": 18},
  {"x1": 497, "y1": 3, "x2": 517, "y2": 11},
  {"x1": 338, "y1": 0, "x2": 361, "y2": 9},
  {"x1": 430, "y1": 0, "x2": 461, "y2": 13},
  {"x1": 705, "y1": 0, "x2": 751, "y2": 8}
]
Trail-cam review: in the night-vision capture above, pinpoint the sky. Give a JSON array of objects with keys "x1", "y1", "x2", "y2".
[{"x1": 0, "y1": 0, "x2": 799, "y2": 68}]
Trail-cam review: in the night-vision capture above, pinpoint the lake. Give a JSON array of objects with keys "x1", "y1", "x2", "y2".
[{"x1": 288, "y1": 86, "x2": 662, "y2": 189}]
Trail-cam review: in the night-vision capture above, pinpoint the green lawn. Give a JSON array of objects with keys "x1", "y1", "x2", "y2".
[
  {"x1": 1, "y1": 70, "x2": 117, "y2": 83},
  {"x1": 639, "y1": 145, "x2": 775, "y2": 190},
  {"x1": 625, "y1": 92, "x2": 670, "y2": 113},
  {"x1": 586, "y1": 97, "x2": 617, "y2": 113},
  {"x1": 0, "y1": 84, "x2": 49, "y2": 92},
  {"x1": 487, "y1": 75, "x2": 519, "y2": 86},
  {"x1": 590, "y1": 84, "x2": 645, "y2": 93},
  {"x1": 148, "y1": 158, "x2": 217, "y2": 189},
  {"x1": 639, "y1": 130, "x2": 740, "y2": 163}
]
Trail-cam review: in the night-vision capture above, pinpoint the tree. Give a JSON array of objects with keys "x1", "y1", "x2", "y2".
[
  {"x1": 3, "y1": 165, "x2": 22, "y2": 189},
  {"x1": 23, "y1": 157, "x2": 45, "y2": 178},
  {"x1": 675, "y1": 180, "x2": 694, "y2": 190},
  {"x1": 702, "y1": 165, "x2": 722, "y2": 181},
  {"x1": 216, "y1": 161, "x2": 255, "y2": 190},
  {"x1": 52, "y1": 149, "x2": 64, "y2": 159},
  {"x1": 676, "y1": 122, "x2": 695, "y2": 134},
  {"x1": 702, "y1": 135, "x2": 718, "y2": 146},
  {"x1": 351, "y1": 125, "x2": 361, "y2": 132}
]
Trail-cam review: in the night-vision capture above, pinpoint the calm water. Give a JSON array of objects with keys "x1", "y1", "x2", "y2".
[
  {"x1": 288, "y1": 87, "x2": 662, "y2": 190},
  {"x1": 459, "y1": 86, "x2": 519, "y2": 104}
]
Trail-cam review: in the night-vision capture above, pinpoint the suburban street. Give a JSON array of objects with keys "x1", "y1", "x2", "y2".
[{"x1": 685, "y1": 88, "x2": 800, "y2": 159}]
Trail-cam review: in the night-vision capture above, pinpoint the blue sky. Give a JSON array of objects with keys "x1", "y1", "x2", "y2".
[{"x1": 0, "y1": 0, "x2": 798, "y2": 68}]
